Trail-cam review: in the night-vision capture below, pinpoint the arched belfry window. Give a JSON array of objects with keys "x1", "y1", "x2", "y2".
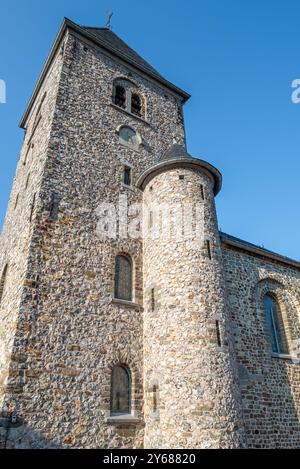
[
  {"x1": 131, "y1": 93, "x2": 142, "y2": 117},
  {"x1": 113, "y1": 79, "x2": 144, "y2": 118},
  {"x1": 111, "y1": 365, "x2": 131, "y2": 415},
  {"x1": 114, "y1": 85, "x2": 126, "y2": 109},
  {"x1": 0, "y1": 264, "x2": 8, "y2": 306},
  {"x1": 264, "y1": 294, "x2": 288, "y2": 354},
  {"x1": 114, "y1": 255, "x2": 133, "y2": 302}
]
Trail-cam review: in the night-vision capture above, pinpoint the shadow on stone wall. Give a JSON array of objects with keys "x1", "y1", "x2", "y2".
[
  {"x1": 0, "y1": 410, "x2": 62, "y2": 449},
  {"x1": 234, "y1": 275, "x2": 300, "y2": 448}
]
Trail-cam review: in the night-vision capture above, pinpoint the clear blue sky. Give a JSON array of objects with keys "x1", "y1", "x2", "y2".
[{"x1": 0, "y1": 0, "x2": 299, "y2": 259}]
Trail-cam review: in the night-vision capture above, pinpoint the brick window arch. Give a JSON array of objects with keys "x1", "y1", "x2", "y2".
[
  {"x1": 114, "y1": 255, "x2": 133, "y2": 302},
  {"x1": 110, "y1": 365, "x2": 132, "y2": 416},
  {"x1": 0, "y1": 264, "x2": 8, "y2": 306}
]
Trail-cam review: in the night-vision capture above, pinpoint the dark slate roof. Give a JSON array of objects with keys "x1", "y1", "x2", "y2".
[
  {"x1": 159, "y1": 144, "x2": 191, "y2": 162},
  {"x1": 20, "y1": 18, "x2": 190, "y2": 129},
  {"x1": 220, "y1": 232, "x2": 300, "y2": 269},
  {"x1": 138, "y1": 144, "x2": 222, "y2": 194},
  {"x1": 82, "y1": 27, "x2": 164, "y2": 80}
]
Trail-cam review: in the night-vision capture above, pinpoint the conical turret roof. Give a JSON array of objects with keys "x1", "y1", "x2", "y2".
[
  {"x1": 159, "y1": 144, "x2": 191, "y2": 162},
  {"x1": 138, "y1": 144, "x2": 222, "y2": 195}
]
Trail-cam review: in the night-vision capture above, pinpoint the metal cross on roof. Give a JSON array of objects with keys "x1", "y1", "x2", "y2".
[{"x1": 106, "y1": 11, "x2": 113, "y2": 30}]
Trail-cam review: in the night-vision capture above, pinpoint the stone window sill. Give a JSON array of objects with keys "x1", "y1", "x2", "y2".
[
  {"x1": 112, "y1": 298, "x2": 140, "y2": 309},
  {"x1": 105, "y1": 415, "x2": 140, "y2": 425},
  {"x1": 121, "y1": 182, "x2": 135, "y2": 192},
  {"x1": 271, "y1": 353, "x2": 300, "y2": 363},
  {"x1": 110, "y1": 103, "x2": 150, "y2": 126}
]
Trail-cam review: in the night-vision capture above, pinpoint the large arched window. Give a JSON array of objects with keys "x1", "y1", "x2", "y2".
[
  {"x1": 110, "y1": 365, "x2": 131, "y2": 416},
  {"x1": 114, "y1": 255, "x2": 133, "y2": 302},
  {"x1": 264, "y1": 293, "x2": 288, "y2": 354},
  {"x1": 0, "y1": 264, "x2": 8, "y2": 306}
]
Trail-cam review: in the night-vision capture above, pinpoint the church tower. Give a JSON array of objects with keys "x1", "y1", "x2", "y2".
[{"x1": 0, "y1": 18, "x2": 245, "y2": 448}]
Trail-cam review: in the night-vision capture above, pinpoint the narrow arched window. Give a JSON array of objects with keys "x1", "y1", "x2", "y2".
[
  {"x1": 0, "y1": 264, "x2": 8, "y2": 306},
  {"x1": 111, "y1": 365, "x2": 131, "y2": 415},
  {"x1": 131, "y1": 93, "x2": 142, "y2": 117},
  {"x1": 14, "y1": 194, "x2": 19, "y2": 210},
  {"x1": 264, "y1": 294, "x2": 288, "y2": 354},
  {"x1": 114, "y1": 85, "x2": 126, "y2": 109},
  {"x1": 25, "y1": 173, "x2": 31, "y2": 190},
  {"x1": 114, "y1": 255, "x2": 133, "y2": 302},
  {"x1": 123, "y1": 166, "x2": 132, "y2": 186},
  {"x1": 152, "y1": 384, "x2": 159, "y2": 413}
]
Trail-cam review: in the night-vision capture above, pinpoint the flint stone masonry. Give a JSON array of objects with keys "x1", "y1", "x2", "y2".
[
  {"x1": 0, "y1": 17, "x2": 299, "y2": 449},
  {"x1": 142, "y1": 167, "x2": 245, "y2": 449},
  {"x1": 0, "y1": 19, "x2": 185, "y2": 449},
  {"x1": 222, "y1": 245, "x2": 300, "y2": 449}
]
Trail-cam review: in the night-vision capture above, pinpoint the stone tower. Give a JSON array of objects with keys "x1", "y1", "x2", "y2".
[
  {"x1": 139, "y1": 146, "x2": 245, "y2": 448},
  {"x1": 0, "y1": 18, "x2": 245, "y2": 448}
]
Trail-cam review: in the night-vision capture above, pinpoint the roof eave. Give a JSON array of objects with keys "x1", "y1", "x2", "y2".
[
  {"x1": 220, "y1": 232, "x2": 300, "y2": 270},
  {"x1": 78, "y1": 24, "x2": 191, "y2": 103},
  {"x1": 19, "y1": 17, "x2": 190, "y2": 129}
]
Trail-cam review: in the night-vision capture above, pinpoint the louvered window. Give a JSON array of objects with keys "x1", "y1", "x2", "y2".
[
  {"x1": 114, "y1": 85, "x2": 126, "y2": 109},
  {"x1": 131, "y1": 93, "x2": 142, "y2": 117}
]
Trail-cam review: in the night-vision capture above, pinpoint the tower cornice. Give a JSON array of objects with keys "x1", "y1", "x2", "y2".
[{"x1": 137, "y1": 156, "x2": 222, "y2": 195}]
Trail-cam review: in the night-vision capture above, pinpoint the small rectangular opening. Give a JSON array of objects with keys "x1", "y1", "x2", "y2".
[
  {"x1": 29, "y1": 193, "x2": 36, "y2": 222},
  {"x1": 179, "y1": 175, "x2": 185, "y2": 180},
  {"x1": 149, "y1": 211, "x2": 153, "y2": 229},
  {"x1": 14, "y1": 194, "x2": 19, "y2": 210},
  {"x1": 200, "y1": 185, "x2": 205, "y2": 200},
  {"x1": 151, "y1": 288, "x2": 155, "y2": 312},
  {"x1": 123, "y1": 166, "x2": 132, "y2": 186},
  {"x1": 152, "y1": 385, "x2": 158, "y2": 413},
  {"x1": 49, "y1": 192, "x2": 60, "y2": 222},
  {"x1": 206, "y1": 240, "x2": 212, "y2": 260},
  {"x1": 25, "y1": 173, "x2": 30, "y2": 190},
  {"x1": 216, "y1": 320, "x2": 222, "y2": 347}
]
